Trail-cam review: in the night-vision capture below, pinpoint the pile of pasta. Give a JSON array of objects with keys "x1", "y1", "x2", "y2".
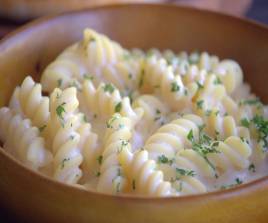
[{"x1": 1, "y1": 28, "x2": 268, "y2": 197}]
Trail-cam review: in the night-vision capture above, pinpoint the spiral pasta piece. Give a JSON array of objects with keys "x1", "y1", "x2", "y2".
[
  {"x1": 119, "y1": 148, "x2": 174, "y2": 196},
  {"x1": 193, "y1": 74, "x2": 227, "y2": 116},
  {"x1": 79, "y1": 80, "x2": 143, "y2": 124},
  {"x1": 102, "y1": 56, "x2": 142, "y2": 94},
  {"x1": 0, "y1": 107, "x2": 52, "y2": 170},
  {"x1": 141, "y1": 56, "x2": 198, "y2": 111},
  {"x1": 52, "y1": 116, "x2": 83, "y2": 184},
  {"x1": 47, "y1": 87, "x2": 79, "y2": 143},
  {"x1": 97, "y1": 114, "x2": 130, "y2": 194},
  {"x1": 144, "y1": 114, "x2": 203, "y2": 160},
  {"x1": 205, "y1": 109, "x2": 250, "y2": 141},
  {"x1": 175, "y1": 135, "x2": 252, "y2": 179},
  {"x1": 207, "y1": 136, "x2": 252, "y2": 172},
  {"x1": 41, "y1": 28, "x2": 126, "y2": 92},
  {"x1": 132, "y1": 95, "x2": 169, "y2": 137},
  {"x1": 48, "y1": 87, "x2": 100, "y2": 184},
  {"x1": 9, "y1": 76, "x2": 49, "y2": 129}
]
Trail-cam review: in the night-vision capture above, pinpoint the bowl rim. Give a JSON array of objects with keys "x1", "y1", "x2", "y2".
[{"x1": 1, "y1": 3, "x2": 268, "y2": 201}]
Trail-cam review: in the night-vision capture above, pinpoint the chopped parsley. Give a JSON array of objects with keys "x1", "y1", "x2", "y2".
[
  {"x1": 61, "y1": 158, "x2": 70, "y2": 169},
  {"x1": 97, "y1": 155, "x2": 103, "y2": 165},
  {"x1": 213, "y1": 77, "x2": 222, "y2": 85},
  {"x1": 239, "y1": 98, "x2": 262, "y2": 107},
  {"x1": 57, "y1": 79, "x2": 62, "y2": 87},
  {"x1": 132, "y1": 179, "x2": 136, "y2": 190},
  {"x1": 171, "y1": 82, "x2": 180, "y2": 92},
  {"x1": 196, "y1": 100, "x2": 204, "y2": 110},
  {"x1": 196, "y1": 82, "x2": 204, "y2": 90},
  {"x1": 103, "y1": 83, "x2": 115, "y2": 94},
  {"x1": 252, "y1": 115, "x2": 268, "y2": 148},
  {"x1": 83, "y1": 73, "x2": 94, "y2": 80},
  {"x1": 128, "y1": 73, "x2": 133, "y2": 79},
  {"x1": 118, "y1": 140, "x2": 129, "y2": 153},
  {"x1": 240, "y1": 118, "x2": 250, "y2": 129},
  {"x1": 96, "y1": 171, "x2": 101, "y2": 177},
  {"x1": 157, "y1": 155, "x2": 174, "y2": 165},
  {"x1": 38, "y1": 125, "x2": 46, "y2": 132},
  {"x1": 89, "y1": 37, "x2": 96, "y2": 42},
  {"x1": 83, "y1": 114, "x2": 87, "y2": 122},
  {"x1": 176, "y1": 168, "x2": 196, "y2": 177},
  {"x1": 248, "y1": 163, "x2": 256, "y2": 173},
  {"x1": 114, "y1": 102, "x2": 122, "y2": 113},
  {"x1": 56, "y1": 102, "x2": 66, "y2": 120},
  {"x1": 106, "y1": 115, "x2": 118, "y2": 128},
  {"x1": 156, "y1": 109, "x2": 161, "y2": 115},
  {"x1": 221, "y1": 178, "x2": 243, "y2": 190},
  {"x1": 139, "y1": 69, "x2": 145, "y2": 88},
  {"x1": 187, "y1": 129, "x2": 220, "y2": 178}
]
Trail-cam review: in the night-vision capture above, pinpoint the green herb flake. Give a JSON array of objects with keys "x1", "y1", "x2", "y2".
[
  {"x1": 128, "y1": 73, "x2": 133, "y2": 79},
  {"x1": 213, "y1": 77, "x2": 222, "y2": 85},
  {"x1": 103, "y1": 83, "x2": 115, "y2": 94},
  {"x1": 83, "y1": 114, "x2": 87, "y2": 123},
  {"x1": 57, "y1": 79, "x2": 62, "y2": 87},
  {"x1": 106, "y1": 115, "x2": 118, "y2": 128},
  {"x1": 115, "y1": 102, "x2": 122, "y2": 113},
  {"x1": 171, "y1": 82, "x2": 180, "y2": 92},
  {"x1": 248, "y1": 163, "x2": 256, "y2": 173},
  {"x1": 96, "y1": 171, "x2": 101, "y2": 177},
  {"x1": 139, "y1": 69, "x2": 145, "y2": 88},
  {"x1": 176, "y1": 168, "x2": 196, "y2": 177},
  {"x1": 196, "y1": 100, "x2": 204, "y2": 110},
  {"x1": 90, "y1": 37, "x2": 96, "y2": 42},
  {"x1": 240, "y1": 118, "x2": 250, "y2": 129},
  {"x1": 196, "y1": 82, "x2": 204, "y2": 90},
  {"x1": 56, "y1": 102, "x2": 66, "y2": 120},
  {"x1": 220, "y1": 178, "x2": 243, "y2": 190},
  {"x1": 188, "y1": 128, "x2": 220, "y2": 178},
  {"x1": 156, "y1": 109, "x2": 161, "y2": 115},
  {"x1": 187, "y1": 129, "x2": 194, "y2": 142},
  {"x1": 61, "y1": 158, "x2": 71, "y2": 169},
  {"x1": 132, "y1": 179, "x2": 136, "y2": 190},
  {"x1": 239, "y1": 98, "x2": 262, "y2": 107},
  {"x1": 157, "y1": 155, "x2": 173, "y2": 165},
  {"x1": 252, "y1": 115, "x2": 268, "y2": 148},
  {"x1": 38, "y1": 125, "x2": 47, "y2": 132},
  {"x1": 97, "y1": 155, "x2": 103, "y2": 165},
  {"x1": 84, "y1": 73, "x2": 94, "y2": 80}
]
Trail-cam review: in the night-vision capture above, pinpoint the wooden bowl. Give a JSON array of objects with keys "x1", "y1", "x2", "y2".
[
  {"x1": 0, "y1": 0, "x2": 162, "y2": 20},
  {"x1": 0, "y1": 4, "x2": 268, "y2": 223}
]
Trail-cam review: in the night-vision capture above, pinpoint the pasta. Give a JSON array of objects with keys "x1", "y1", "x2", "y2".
[
  {"x1": 1, "y1": 28, "x2": 268, "y2": 197},
  {"x1": 0, "y1": 107, "x2": 52, "y2": 170}
]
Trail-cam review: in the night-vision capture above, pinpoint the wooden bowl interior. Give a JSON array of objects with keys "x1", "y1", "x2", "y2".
[{"x1": 0, "y1": 4, "x2": 268, "y2": 223}]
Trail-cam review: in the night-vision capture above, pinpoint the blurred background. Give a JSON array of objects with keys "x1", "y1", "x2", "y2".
[{"x1": 0, "y1": 0, "x2": 268, "y2": 39}]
